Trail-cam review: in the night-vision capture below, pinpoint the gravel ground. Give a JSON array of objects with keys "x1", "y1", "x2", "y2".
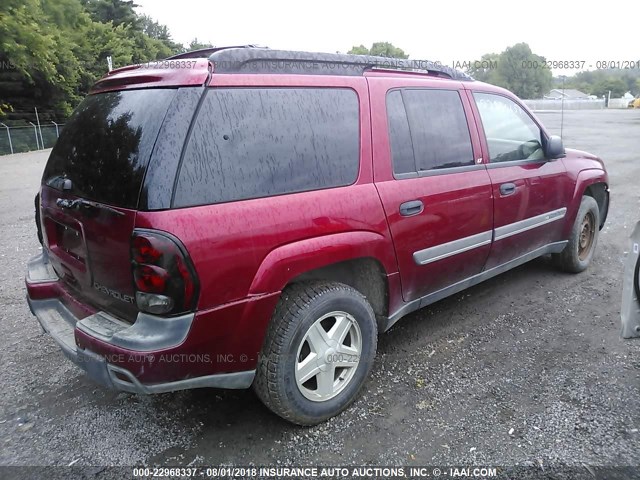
[{"x1": 0, "y1": 110, "x2": 638, "y2": 475}]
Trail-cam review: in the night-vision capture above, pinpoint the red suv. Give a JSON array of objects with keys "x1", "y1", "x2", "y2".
[{"x1": 26, "y1": 47, "x2": 609, "y2": 425}]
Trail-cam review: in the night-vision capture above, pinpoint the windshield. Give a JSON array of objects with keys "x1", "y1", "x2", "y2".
[{"x1": 43, "y1": 89, "x2": 176, "y2": 208}]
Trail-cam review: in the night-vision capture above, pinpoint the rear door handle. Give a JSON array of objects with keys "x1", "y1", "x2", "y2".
[
  {"x1": 399, "y1": 200, "x2": 424, "y2": 217},
  {"x1": 500, "y1": 183, "x2": 517, "y2": 196}
]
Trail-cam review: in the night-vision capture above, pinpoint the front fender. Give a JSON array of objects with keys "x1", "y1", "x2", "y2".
[
  {"x1": 248, "y1": 231, "x2": 396, "y2": 295},
  {"x1": 562, "y1": 168, "x2": 608, "y2": 238}
]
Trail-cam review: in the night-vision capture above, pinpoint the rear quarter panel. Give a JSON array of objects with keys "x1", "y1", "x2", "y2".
[
  {"x1": 135, "y1": 184, "x2": 396, "y2": 311},
  {"x1": 135, "y1": 74, "x2": 397, "y2": 312}
]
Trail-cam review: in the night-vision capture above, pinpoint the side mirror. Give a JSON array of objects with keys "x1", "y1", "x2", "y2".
[{"x1": 545, "y1": 135, "x2": 565, "y2": 160}]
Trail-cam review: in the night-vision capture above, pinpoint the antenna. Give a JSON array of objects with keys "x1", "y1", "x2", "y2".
[{"x1": 560, "y1": 75, "x2": 565, "y2": 139}]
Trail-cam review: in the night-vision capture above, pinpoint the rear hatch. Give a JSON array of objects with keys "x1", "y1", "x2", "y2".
[{"x1": 40, "y1": 88, "x2": 177, "y2": 322}]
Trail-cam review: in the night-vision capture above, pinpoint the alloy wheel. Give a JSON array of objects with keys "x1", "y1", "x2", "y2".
[{"x1": 295, "y1": 311, "x2": 362, "y2": 402}]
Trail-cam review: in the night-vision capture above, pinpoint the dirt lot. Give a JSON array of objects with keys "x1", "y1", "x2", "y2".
[{"x1": 0, "y1": 109, "x2": 638, "y2": 473}]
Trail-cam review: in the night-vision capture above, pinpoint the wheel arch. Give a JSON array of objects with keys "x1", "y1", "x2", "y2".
[
  {"x1": 288, "y1": 257, "x2": 389, "y2": 328},
  {"x1": 563, "y1": 169, "x2": 609, "y2": 238},
  {"x1": 583, "y1": 182, "x2": 609, "y2": 229},
  {"x1": 248, "y1": 231, "x2": 395, "y2": 330}
]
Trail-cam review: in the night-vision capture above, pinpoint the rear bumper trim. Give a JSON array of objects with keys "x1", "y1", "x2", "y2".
[
  {"x1": 28, "y1": 294, "x2": 256, "y2": 392},
  {"x1": 76, "y1": 309, "x2": 196, "y2": 352},
  {"x1": 108, "y1": 365, "x2": 255, "y2": 394},
  {"x1": 26, "y1": 251, "x2": 58, "y2": 284},
  {"x1": 27, "y1": 295, "x2": 116, "y2": 389},
  {"x1": 26, "y1": 253, "x2": 256, "y2": 393}
]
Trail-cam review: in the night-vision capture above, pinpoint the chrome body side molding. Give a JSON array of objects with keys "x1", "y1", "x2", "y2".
[
  {"x1": 412, "y1": 208, "x2": 568, "y2": 266},
  {"x1": 387, "y1": 240, "x2": 568, "y2": 331},
  {"x1": 413, "y1": 231, "x2": 493, "y2": 266},
  {"x1": 494, "y1": 208, "x2": 567, "y2": 241}
]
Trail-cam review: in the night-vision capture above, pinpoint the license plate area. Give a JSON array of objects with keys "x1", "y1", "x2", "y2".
[
  {"x1": 56, "y1": 222, "x2": 84, "y2": 261},
  {"x1": 44, "y1": 215, "x2": 87, "y2": 270}
]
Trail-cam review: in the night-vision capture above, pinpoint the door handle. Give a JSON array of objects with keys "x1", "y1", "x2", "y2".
[
  {"x1": 499, "y1": 183, "x2": 517, "y2": 196},
  {"x1": 399, "y1": 200, "x2": 424, "y2": 217}
]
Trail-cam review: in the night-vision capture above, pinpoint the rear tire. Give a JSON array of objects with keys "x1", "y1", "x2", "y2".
[
  {"x1": 253, "y1": 281, "x2": 377, "y2": 426},
  {"x1": 553, "y1": 196, "x2": 600, "y2": 273}
]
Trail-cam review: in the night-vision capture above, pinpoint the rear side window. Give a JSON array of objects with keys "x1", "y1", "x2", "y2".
[
  {"x1": 403, "y1": 89, "x2": 474, "y2": 171},
  {"x1": 386, "y1": 89, "x2": 474, "y2": 175},
  {"x1": 386, "y1": 91, "x2": 416, "y2": 175},
  {"x1": 173, "y1": 88, "x2": 360, "y2": 207},
  {"x1": 43, "y1": 89, "x2": 176, "y2": 208}
]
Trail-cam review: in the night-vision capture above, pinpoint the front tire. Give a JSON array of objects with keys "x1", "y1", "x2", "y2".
[
  {"x1": 253, "y1": 281, "x2": 377, "y2": 425},
  {"x1": 553, "y1": 196, "x2": 600, "y2": 273}
]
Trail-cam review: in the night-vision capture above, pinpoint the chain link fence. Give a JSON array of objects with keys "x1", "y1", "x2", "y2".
[{"x1": 0, "y1": 122, "x2": 64, "y2": 156}]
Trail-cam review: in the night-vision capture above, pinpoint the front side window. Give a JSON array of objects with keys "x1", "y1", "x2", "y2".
[
  {"x1": 173, "y1": 88, "x2": 360, "y2": 207},
  {"x1": 473, "y1": 93, "x2": 544, "y2": 163}
]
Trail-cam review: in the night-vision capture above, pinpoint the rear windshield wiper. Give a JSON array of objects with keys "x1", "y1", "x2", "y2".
[{"x1": 56, "y1": 198, "x2": 125, "y2": 216}]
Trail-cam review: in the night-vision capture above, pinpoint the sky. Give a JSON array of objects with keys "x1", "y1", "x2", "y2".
[{"x1": 134, "y1": 0, "x2": 637, "y2": 76}]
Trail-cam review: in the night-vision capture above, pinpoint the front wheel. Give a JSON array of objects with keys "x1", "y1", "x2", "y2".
[
  {"x1": 253, "y1": 281, "x2": 377, "y2": 425},
  {"x1": 553, "y1": 196, "x2": 600, "y2": 273}
]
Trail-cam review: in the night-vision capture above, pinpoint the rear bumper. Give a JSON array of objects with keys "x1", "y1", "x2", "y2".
[{"x1": 26, "y1": 252, "x2": 256, "y2": 394}]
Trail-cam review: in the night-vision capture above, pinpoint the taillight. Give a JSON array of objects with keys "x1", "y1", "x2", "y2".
[
  {"x1": 130, "y1": 230, "x2": 199, "y2": 315},
  {"x1": 132, "y1": 235, "x2": 163, "y2": 264},
  {"x1": 134, "y1": 265, "x2": 168, "y2": 292}
]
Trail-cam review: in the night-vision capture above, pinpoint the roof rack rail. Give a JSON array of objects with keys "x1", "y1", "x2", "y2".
[
  {"x1": 206, "y1": 48, "x2": 473, "y2": 81},
  {"x1": 167, "y1": 45, "x2": 266, "y2": 60}
]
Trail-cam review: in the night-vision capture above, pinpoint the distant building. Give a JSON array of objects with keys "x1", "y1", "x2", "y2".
[{"x1": 544, "y1": 89, "x2": 590, "y2": 100}]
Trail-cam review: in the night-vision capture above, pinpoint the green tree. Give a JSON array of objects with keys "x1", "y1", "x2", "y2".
[
  {"x1": 139, "y1": 14, "x2": 182, "y2": 52},
  {"x1": 129, "y1": 30, "x2": 173, "y2": 63},
  {"x1": 81, "y1": 0, "x2": 139, "y2": 28},
  {"x1": 467, "y1": 43, "x2": 552, "y2": 99},
  {"x1": 619, "y1": 72, "x2": 637, "y2": 95},
  {"x1": 347, "y1": 42, "x2": 408, "y2": 58},
  {"x1": 75, "y1": 21, "x2": 136, "y2": 88},
  {"x1": 0, "y1": 0, "x2": 181, "y2": 122},
  {"x1": 0, "y1": 0, "x2": 83, "y2": 117},
  {"x1": 139, "y1": 14, "x2": 170, "y2": 40},
  {"x1": 592, "y1": 77, "x2": 628, "y2": 97},
  {"x1": 0, "y1": 103, "x2": 12, "y2": 117},
  {"x1": 186, "y1": 38, "x2": 215, "y2": 52},
  {"x1": 562, "y1": 68, "x2": 640, "y2": 97},
  {"x1": 496, "y1": 43, "x2": 552, "y2": 98},
  {"x1": 467, "y1": 53, "x2": 501, "y2": 85},
  {"x1": 348, "y1": 45, "x2": 370, "y2": 56}
]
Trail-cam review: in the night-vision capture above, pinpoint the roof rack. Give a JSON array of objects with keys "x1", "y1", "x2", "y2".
[
  {"x1": 206, "y1": 48, "x2": 473, "y2": 81},
  {"x1": 167, "y1": 45, "x2": 265, "y2": 60}
]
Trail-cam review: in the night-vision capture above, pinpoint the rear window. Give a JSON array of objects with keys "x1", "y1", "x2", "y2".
[
  {"x1": 43, "y1": 89, "x2": 176, "y2": 208},
  {"x1": 173, "y1": 88, "x2": 360, "y2": 208}
]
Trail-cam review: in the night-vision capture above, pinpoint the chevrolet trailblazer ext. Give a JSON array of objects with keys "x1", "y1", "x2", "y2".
[{"x1": 26, "y1": 47, "x2": 609, "y2": 425}]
